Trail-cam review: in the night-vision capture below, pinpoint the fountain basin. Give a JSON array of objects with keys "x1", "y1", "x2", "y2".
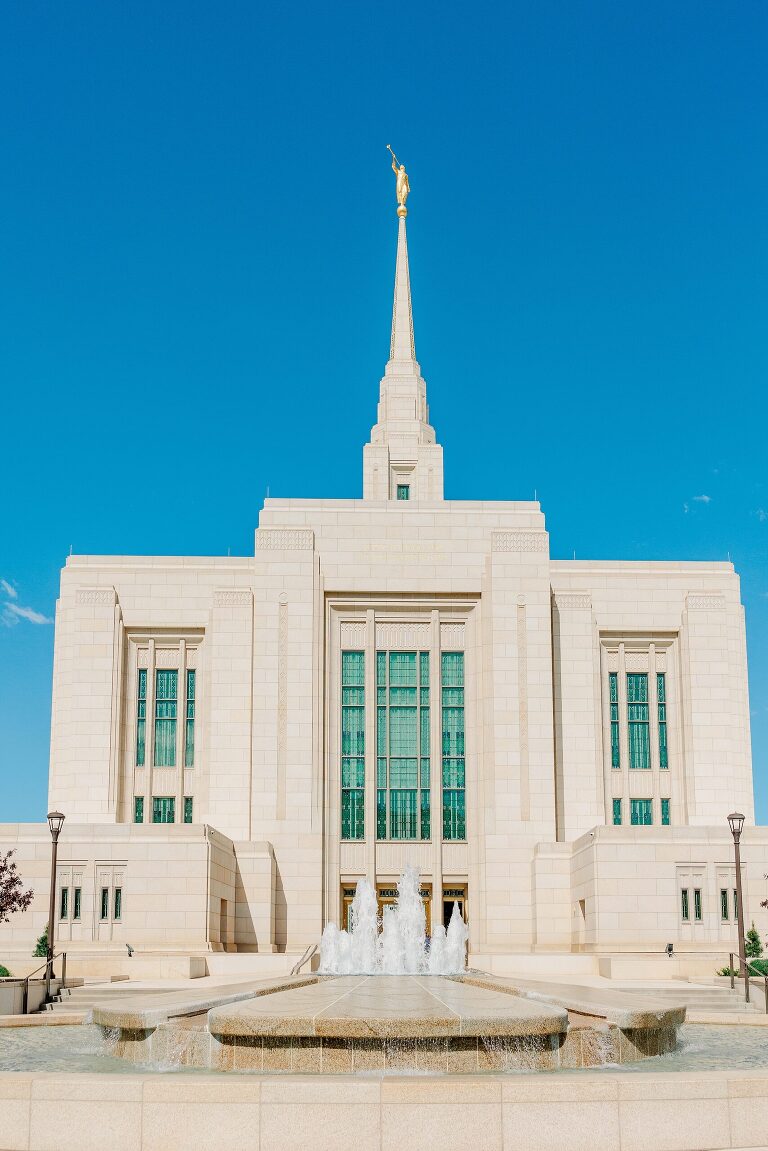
[{"x1": 94, "y1": 972, "x2": 684, "y2": 1073}]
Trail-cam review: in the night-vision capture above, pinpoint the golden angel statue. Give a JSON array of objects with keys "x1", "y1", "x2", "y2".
[{"x1": 387, "y1": 146, "x2": 410, "y2": 214}]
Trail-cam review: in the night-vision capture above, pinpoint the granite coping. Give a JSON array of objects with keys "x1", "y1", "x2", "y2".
[
  {"x1": 207, "y1": 976, "x2": 569, "y2": 1040},
  {"x1": 91, "y1": 975, "x2": 319, "y2": 1030},
  {"x1": 456, "y1": 973, "x2": 687, "y2": 1030}
]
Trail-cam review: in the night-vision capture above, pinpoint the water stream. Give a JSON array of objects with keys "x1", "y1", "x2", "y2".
[{"x1": 318, "y1": 865, "x2": 469, "y2": 975}]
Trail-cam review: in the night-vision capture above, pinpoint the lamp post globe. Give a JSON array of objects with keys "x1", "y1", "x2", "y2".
[
  {"x1": 727, "y1": 812, "x2": 749, "y2": 1005},
  {"x1": 45, "y1": 811, "x2": 65, "y2": 1004}
]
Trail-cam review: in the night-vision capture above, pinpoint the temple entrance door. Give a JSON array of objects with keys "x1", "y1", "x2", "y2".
[{"x1": 442, "y1": 885, "x2": 467, "y2": 930}]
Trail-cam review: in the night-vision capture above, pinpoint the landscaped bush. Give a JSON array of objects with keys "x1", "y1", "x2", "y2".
[
  {"x1": 32, "y1": 928, "x2": 47, "y2": 958},
  {"x1": 0, "y1": 964, "x2": 11, "y2": 977},
  {"x1": 747, "y1": 958, "x2": 768, "y2": 977}
]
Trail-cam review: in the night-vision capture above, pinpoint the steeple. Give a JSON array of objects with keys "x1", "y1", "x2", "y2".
[{"x1": 363, "y1": 158, "x2": 444, "y2": 501}]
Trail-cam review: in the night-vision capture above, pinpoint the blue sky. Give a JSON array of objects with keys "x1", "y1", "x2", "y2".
[{"x1": 1, "y1": 1, "x2": 767, "y2": 823}]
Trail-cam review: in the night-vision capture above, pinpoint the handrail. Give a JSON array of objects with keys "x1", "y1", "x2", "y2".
[
  {"x1": 290, "y1": 944, "x2": 317, "y2": 976},
  {"x1": 21, "y1": 951, "x2": 67, "y2": 1015},
  {"x1": 729, "y1": 952, "x2": 768, "y2": 1014}
]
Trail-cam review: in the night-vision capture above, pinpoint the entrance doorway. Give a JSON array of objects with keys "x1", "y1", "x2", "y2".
[{"x1": 442, "y1": 885, "x2": 467, "y2": 930}]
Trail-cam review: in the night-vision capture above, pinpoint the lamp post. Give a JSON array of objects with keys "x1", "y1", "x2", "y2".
[
  {"x1": 45, "y1": 811, "x2": 65, "y2": 1004},
  {"x1": 728, "y1": 811, "x2": 748, "y2": 1005}
]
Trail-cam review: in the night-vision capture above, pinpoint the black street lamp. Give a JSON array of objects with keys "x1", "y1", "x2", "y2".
[
  {"x1": 45, "y1": 811, "x2": 65, "y2": 1004},
  {"x1": 727, "y1": 811, "x2": 748, "y2": 1005}
]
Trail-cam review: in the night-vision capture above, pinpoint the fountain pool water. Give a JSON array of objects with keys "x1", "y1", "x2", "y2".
[{"x1": 318, "y1": 864, "x2": 469, "y2": 975}]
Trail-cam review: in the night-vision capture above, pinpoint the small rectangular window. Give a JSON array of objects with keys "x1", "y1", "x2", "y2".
[
  {"x1": 73, "y1": 887, "x2": 82, "y2": 921},
  {"x1": 59, "y1": 887, "x2": 69, "y2": 920},
  {"x1": 630, "y1": 797, "x2": 653, "y2": 826},
  {"x1": 100, "y1": 887, "x2": 109, "y2": 921},
  {"x1": 396, "y1": 484, "x2": 410, "y2": 501},
  {"x1": 720, "y1": 888, "x2": 729, "y2": 921},
  {"x1": 733, "y1": 889, "x2": 738, "y2": 921},
  {"x1": 681, "y1": 888, "x2": 690, "y2": 921},
  {"x1": 152, "y1": 796, "x2": 175, "y2": 824},
  {"x1": 612, "y1": 798, "x2": 622, "y2": 825},
  {"x1": 694, "y1": 888, "x2": 703, "y2": 922},
  {"x1": 609, "y1": 672, "x2": 620, "y2": 768},
  {"x1": 661, "y1": 798, "x2": 670, "y2": 826},
  {"x1": 136, "y1": 668, "x2": 147, "y2": 767},
  {"x1": 134, "y1": 796, "x2": 144, "y2": 824},
  {"x1": 114, "y1": 887, "x2": 122, "y2": 921},
  {"x1": 184, "y1": 796, "x2": 193, "y2": 824}
]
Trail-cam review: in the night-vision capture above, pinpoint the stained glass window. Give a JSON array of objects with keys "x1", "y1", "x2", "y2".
[
  {"x1": 185, "y1": 669, "x2": 196, "y2": 768},
  {"x1": 657, "y1": 673, "x2": 668, "y2": 768},
  {"x1": 377, "y1": 651, "x2": 430, "y2": 839},
  {"x1": 341, "y1": 651, "x2": 365, "y2": 840},
  {"x1": 152, "y1": 796, "x2": 175, "y2": 824},
  {"x1": 609, "y1": 672, "x2": 620, "y2": 768},
  {"x1": 136, "y1": 669, "x2": 147, "y2": 766},
  {"x1": 630, "y1": 797, "x2": 652, "y2": 826},
  {"x1": 627, "y1": 674, "x2": 650, "y2": 769},
  {"x1": 612, "y1": 798, "x2": 622, "y2": 825},
  {"x1": 661, "y1": 797, "x2": 670, "y2": 826},
  {"x1": 154, "y1": 670, "x2": 177, "y2": 767},
  {"x1": 442, "y1": 652, "x2": 465, "y2": 840}
]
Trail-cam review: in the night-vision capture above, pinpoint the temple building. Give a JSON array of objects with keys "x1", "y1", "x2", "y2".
[{"x1": 2, "y1": 176, "x2": 766, "y2": 978}]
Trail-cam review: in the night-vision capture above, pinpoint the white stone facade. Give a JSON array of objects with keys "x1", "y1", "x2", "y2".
[{"x1": 1, "y1": 207, "x2": 765, "y2": 972}]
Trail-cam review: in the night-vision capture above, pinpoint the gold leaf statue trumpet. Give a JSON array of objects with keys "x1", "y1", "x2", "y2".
[{"x1": 387, "y1": 145, "x2": 410, "y2": 217}]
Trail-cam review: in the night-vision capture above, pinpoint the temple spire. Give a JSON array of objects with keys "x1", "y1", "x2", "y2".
[
  {"x1": 362, "y1": 153, "x2": 444, "y2": 501},
  {"x1": 388, "y1": 215, "x2": 416, "y2": 366}
]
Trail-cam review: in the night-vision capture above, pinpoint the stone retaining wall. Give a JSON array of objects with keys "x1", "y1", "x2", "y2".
[{"x1": 1, "y1": 1070, "x2": 768, "y2": 1150}]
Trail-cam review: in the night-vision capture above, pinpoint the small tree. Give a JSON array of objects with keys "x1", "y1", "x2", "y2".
[
  {"x1": 33, "y1": 927, "x2": 48, "y2": 959},
  {"x1": 745, "y1": 922, "x2": 764, "y2": 960},
  {"x1": 0, "y1": 849, "x2": 33, "y2": 924}
]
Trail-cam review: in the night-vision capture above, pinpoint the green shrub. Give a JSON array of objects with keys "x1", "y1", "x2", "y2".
[
  {"x1": 747, "y1": 958, "x2": 768, "y2": 977},
  {"x1": 32, "y1": 928, "x2": 47, "y2": 958},
  {"x1": 0, "y1": 964, "x2": 11, "y2": 977},
  {"x1": 716, "y1": 966, "x2": 738, "y2": 977},
  {"x1": 745, "y1": 922, "x2": 764, "y2": 960}
]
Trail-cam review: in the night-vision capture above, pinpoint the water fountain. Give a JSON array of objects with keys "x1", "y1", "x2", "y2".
[
  {"x1": 79, "y1": 866, "x2": 685, "y2": 1074},
  {"x1": 318, "y1": 864, "x2": 469, "y2": 976}
]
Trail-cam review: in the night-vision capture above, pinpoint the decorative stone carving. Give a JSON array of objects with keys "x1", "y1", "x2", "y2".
[
  {"x1": 213, "y1": 589, "x2": 253, "y2": 607},
  {"x1": 440, "y1": 623, "x2": 465, "y2": 649},
  {"x1": 137, "y1": 648, "x2": 149, "y2": 668},
  {"x1": 606, "y1": 650, "x2": 619, "y2": 671},
  {"x1": 375, "y1": 622, "x2": 431, "y2": 648},
  {"x1": 186, "y1": 648, "x2": 197, "y2": 669},
  {"x1": 155, "y1": 648, "x2": 180, "y2": 669},
  {"x1": 625, "y1": 652, "x2": 649, "y2": 672},
  {"x1": 340, "y1": 622, "x2": 366, "y2": 647},
  {"x1": 687, "y1": 594, "x2": 726, "y2": 611},
  {"x1": 491, "y1": 531, "x2": 548, "y2": 553},
  {"x1": 256, "y1": 529, "x2": 314, "y2": 551},
  {"x1": 554, "y1": 593, "x2": 592, "y2": 610},
  {"x1": 75, "y1": 588, "x2": 115, "y2": 605}
]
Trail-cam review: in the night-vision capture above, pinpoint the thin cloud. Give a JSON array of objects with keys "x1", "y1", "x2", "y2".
[
  {"x1": 0, "y1": 578, "x2": 17, "y2": 599},
  {"x1": 1, "y1": 603, "x2": 53, "y2": 626},
  {"x1": 756, "y1": 509, "x2": 767, "y2": 523},
  {"x1": 693, "y1": 494, "x2": 712, "y2": 504}
]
